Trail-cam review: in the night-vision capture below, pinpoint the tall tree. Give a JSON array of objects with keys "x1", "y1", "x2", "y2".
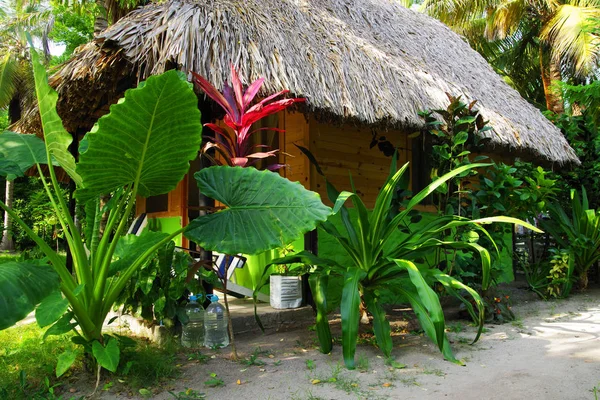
[{"x1": 422, "y1": 0, "x2": 600, "y2": 113}]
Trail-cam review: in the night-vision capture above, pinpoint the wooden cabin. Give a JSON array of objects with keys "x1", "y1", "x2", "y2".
[{"x1": 13, "y1": 0, "x2": 579, "y2": 288}]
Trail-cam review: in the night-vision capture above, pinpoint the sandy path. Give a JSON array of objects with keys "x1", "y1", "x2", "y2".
[{"x1": 101, "y1": 287, "x2": 600, "y2": 400}]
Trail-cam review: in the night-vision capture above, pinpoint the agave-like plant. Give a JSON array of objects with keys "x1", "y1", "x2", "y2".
[
  {"x1": 192, "y1": 65, "x2": 305, "y2": 170},
  {"x1": 541, "y1": 187, "x2": 600, "y2": 290},
  {"x1": 256, "y1": 150, "x2": 541, "y2": 369}
]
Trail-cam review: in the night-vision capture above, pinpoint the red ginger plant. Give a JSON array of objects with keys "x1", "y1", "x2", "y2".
[{"x1": 192, "y1": 65, "x2": 305, "y2": 170}]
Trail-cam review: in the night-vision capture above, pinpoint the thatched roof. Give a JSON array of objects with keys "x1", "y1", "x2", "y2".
[{"x1": 14, "y1": 0, "x2": 578, "y2": 164}]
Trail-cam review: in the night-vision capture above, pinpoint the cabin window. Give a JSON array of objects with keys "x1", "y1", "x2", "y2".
[
  {"x1": 145, "y1": 193, "x2": 169, "y2": 213},
  {"x1": 411, "y1": 135, "x2": 433, "y2": 202}
]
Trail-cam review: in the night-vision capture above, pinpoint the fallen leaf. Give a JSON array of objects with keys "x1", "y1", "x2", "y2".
[
  {"x1": 236, "y1": 379, "x2": 241, "y2": 385},
  {"x1": 69, "y1": 388, "x2": 76, "y2": 393},
  {"x1": 383, "y1": 383, "x2": 392, "y2": 387},
  {"x1": 351, "y1": 383, "x2": 359, "y2": 387},
  {"x1": 268, "y1": 354, "x2": 275, "y2": 359},
  {"x1": 311, "y1": 379, "x2": 321, "y2": 385}
]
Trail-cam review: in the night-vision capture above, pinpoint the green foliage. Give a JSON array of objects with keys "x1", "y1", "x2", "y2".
[
  {"x1": 0, "y1": 324, "x2": 80, "y2": 399},
  {"x1": 541, "y1": 188, "x2": 599, "y2": 290},
  {"x1": 484, "y1": 291, "x2": 515, "y2": 324},
  {"x1": 419, "y1": 94, "x2": 491, "y2": 215},
  {"x1": 261, "y1": 150, "x2": 539, "y2": 368},
  {"x1": 0, "y1": 109, "x2": 8, "y2": 130},
  {"x1": 11, "y1": 177, "x2": 69, "y2": 251},
  {"x1": 548, "y1": 109, "x2": 600, "y2": 210},
  {"x1": 546, "y1": 248, "x2": 574, "y2": 298},
  {"x1": 185, "y1": 166, "x2": 331, "y2": 255},
  {"x1": 421, "y1": 97, "x2": 557, "y2": 289},
  {"x1": 116, "y1": 240, "x2": 207, "y2": 324},
  {"x1": 0, "y1": 261, "x2": 59, "y2": 330},
  {"x1": 49, "y1": 1, "x2": 96, "y2": 65},
  {"x1": 0, "y1": 49, "x2": 331, "y2": 379}
]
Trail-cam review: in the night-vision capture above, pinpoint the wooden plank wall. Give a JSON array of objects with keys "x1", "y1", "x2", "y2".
[
  {"x1": 308, "y1": 118, "x2": 412, "y2": 208},
  {"x1": 280, "y1": 111, "x2": 311, "y2": 188}
]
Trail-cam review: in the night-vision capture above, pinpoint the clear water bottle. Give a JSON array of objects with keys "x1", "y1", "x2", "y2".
[
  {"x1": 204, "y1": 294, "x2": 229, "y2": 348},
  {"x1": 181, "y1": 295, "x2": 204, "y2": 348}
]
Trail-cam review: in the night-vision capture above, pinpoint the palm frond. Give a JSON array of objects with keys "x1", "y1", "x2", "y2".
[
  {"x1": 486, "y1": 0, "x2": 527, "y2": 39},
  {"x1": 0, "y1": 53, "x2": 18, "y2": 108},
  {"x1": 541, "y1": 3, "x2": 600, "y2": 76}
]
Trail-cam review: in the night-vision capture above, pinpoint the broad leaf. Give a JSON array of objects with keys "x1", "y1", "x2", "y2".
[
  {"x1": 30, "y1": 44, "x2": 82, "y2": 186},
  {"x1": 186, "y1": 166, "x2": 331, "y2": 255},
  {"x1": 0, "y1": 262, "x2": 59, "y2": 330},
  {"x1": 44, "y1": 312, "x2": 77, "y2": 340},
  {"x1": 92, "y1": 338, "x2": 120, "y2": 372},
  {"x1": 340, "y1": 268, "x2": 366, "y2": 369},
  {"x1": 36, "y1": 291, "x2": 69, "y2": 328},
  {"x1": 109, "y1": 231, "x2": 170, "y2": 277},
  {"x1": 0, "y1": 131, "x2": 48, "y2": 179},
  {"x1": 395, "y1": 260, "x2": 445, "y2": 351},
  {"x1": 56, "y1": 350, "x2": 77, "y2": 377},
  {"x1": 76, "y1": 70, "x2": 202, "y2": 201},
  {"x1": 399, "y1": 286, "x2": 461, "y2": 365}
]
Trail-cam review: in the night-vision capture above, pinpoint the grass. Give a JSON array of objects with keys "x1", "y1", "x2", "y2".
[
  {"x1": 0, "y1": 323, "x2": 181, "y2": 399},
  {"x1": 0, "y1": 252, "x2": 20, "y2": 264},
  {"x1": 0, "y1": 323, "x2": 82, "y2": 399}
]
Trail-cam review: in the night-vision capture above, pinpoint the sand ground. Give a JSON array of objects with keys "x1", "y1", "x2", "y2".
[{"x1": 93, "y1": 285, "x2": 600, "y2": 400}]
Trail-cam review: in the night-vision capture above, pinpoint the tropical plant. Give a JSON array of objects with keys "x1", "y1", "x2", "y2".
[
  {"x1": 48, "y1": 1, "x2": 96, "y2": 65},
  {"x1": 541, "y1": 187, "x2": 600, "y2": 289},
  {"x1": 549, "y1": 91, "x2": 600, "y2": 210},
  {"x1": 0, "y1": 47, "x2": 330, "y2": 378},
  {"x1": 116, "y1": 240, "x2": 213, "y2": 326},
  {"x1": 192, "y1": 65, "x2": 305, "y2": 170},
  {"x1": 419, "y1": 94, "x2": 490, "y2": 216},
  {"x1": 256, "y1": 152, "x2": 540, "y2": 369},
  {"x1": 546, "y1": 248, "x2": 575, "y2": 298},
  {"x1": 0, "y1": 0, "x2": 54, "y2": 251},
  {"x1": 422, "y1": 0, "x2": 600, "y2": 113}
]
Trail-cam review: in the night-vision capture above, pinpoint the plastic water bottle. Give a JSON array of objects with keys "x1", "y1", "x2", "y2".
[
  {"x1": 181, "y1": 295, "x2": 204, "y2": 347},
  {"x1": 204, "y1": 294, "x2": 229, "y2": 348}
]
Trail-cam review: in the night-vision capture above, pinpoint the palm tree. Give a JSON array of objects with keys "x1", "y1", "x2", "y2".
[
  {"x1": 0, "y1": 0, "x2": 52, "y2": 251},
  {"x1": 422, "y1": 0, "x2": 600, "y2": 113}
]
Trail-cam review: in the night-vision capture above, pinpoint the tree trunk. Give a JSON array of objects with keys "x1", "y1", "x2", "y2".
[
  {"x1": 540, "y1": 46, "x2": 564, "y2": 114},
  {"x1": 0, "y1": 180, "x2": 15, "y2": 251},
  {"x1": 1, "y1": 98, "x2": 21, "y2": 252}
]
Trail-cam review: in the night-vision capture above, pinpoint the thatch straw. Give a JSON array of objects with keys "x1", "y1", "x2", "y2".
[{"x1": 14, "y1": 0, "x2": 578, "y2": 164}]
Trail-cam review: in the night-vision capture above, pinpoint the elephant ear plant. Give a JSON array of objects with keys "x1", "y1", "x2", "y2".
[
  {"x1": 257, "y1": 151, "x2": 541, "y2": 369},
  {"x1": 0, "y1": 47, "x2": 331, "y2": 378}
]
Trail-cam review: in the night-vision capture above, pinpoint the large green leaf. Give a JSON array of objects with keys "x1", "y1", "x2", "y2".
[
  {"x1": 363, "y1": 290, "x2": 392, "y2": 358},
  {"x1": 0, "y1": 262, "x2": 60, "y2": 330},
  {"x1": 395, "y1": 260, "x2": 445, "y2": 351},
  {"x1": 44, "y1": 312, "x2": 77, "y2": 340},
  {"x1": 92, "y1": 338, "x2": 120, "y2": 372},
  {"x1": 185, "y1": 166, "x2": 332, "y2": 255},
  {"x1": 56, "y1": 350, "x2": 77, "y2": 377},
  {"x1": 0, "y1": 131, "x2": 48, "y2": 179},
  {"x1": 76, "y1": 70, "x2": 202, "y2": 201},
  {"x1": 340, "y1": 268, "x2": 366, "y2": 369},
  {"x1": 35, "y1": 291, "x2": 69, "y2": 328},
  {"x1": 398, "y1": 286, "x2": 461, "y2": 365},
  {"x1": 309, "y1": 274, "x2": 333, "y2": 354},
  {"x1": 109, "y1": 231, "x2": 170, "y2": 277},
  {"x1": 29, "y1": 44, "x2": 82, "y2": 186}
]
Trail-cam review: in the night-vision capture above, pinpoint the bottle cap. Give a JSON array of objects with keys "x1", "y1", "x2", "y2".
[
  {"x1": 189, "y1": 295, "x2": 197, "y2": 301},
  {"x1": 208, "y1": 294, "x2": 219, "y2": 302}
]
